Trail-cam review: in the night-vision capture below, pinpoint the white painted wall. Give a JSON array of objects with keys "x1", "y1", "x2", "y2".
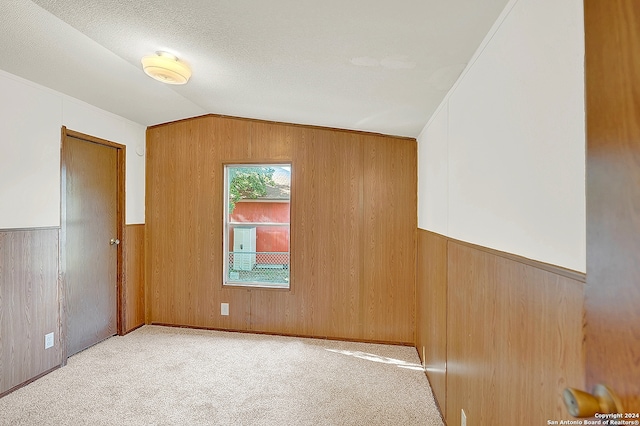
[
  {"x1": 0, "y1": 69, "x2": 146, "y2": 228},
  {"x1": 417, "y1": 104, "x2": 448, "y2": 236},
  {"x1": 417, "y1": 0, "x2": 586, "y2": 272}
]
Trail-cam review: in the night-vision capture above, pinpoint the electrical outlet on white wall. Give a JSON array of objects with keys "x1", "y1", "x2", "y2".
[
  {"x1": 461, "y1": 409, "x2": 467, "y2": 426},
  {"x1": 221, "y1": 303, "x2": 229, "y2": 316},
  {"x1": 44, "y1": 332, "x2": 54, "y2": 349}
]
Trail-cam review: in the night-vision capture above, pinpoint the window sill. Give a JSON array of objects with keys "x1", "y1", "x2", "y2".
[{"x1": 223, "y1": 282, "x2": 290, "y2": 291}]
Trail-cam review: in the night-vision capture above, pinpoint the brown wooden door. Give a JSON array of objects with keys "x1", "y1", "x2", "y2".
[
  {"x1": 585, "y1": 0, "x2": 640, "y2": 412},
  {"x1": 63, "y1": 135, "x2": 118, "y2": 356}
]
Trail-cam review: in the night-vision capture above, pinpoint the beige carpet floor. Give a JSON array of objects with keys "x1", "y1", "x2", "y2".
[{"x1": 0, "y1": 325, "x2": 444, "y2": 425}]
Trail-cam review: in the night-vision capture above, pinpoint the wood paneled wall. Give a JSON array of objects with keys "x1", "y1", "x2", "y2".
[
  {"x1": 124, "y1": 224, "x2": 145, "y2": 333},
  {"x1": 415, "y1": 230, "x2": 447, "y2": 414},
  {"x1": 146, "y1": 115, "x2": 416, "y2": 344},
  {"x1": 416, "y1": 230, "x2": 585, "y2": 425},
  {"x1": 0, "y1": 228, "x2": 62, "y2": 395},
  {"x1": 0, "y1": 224, "x2": 145, "y2": 394}
]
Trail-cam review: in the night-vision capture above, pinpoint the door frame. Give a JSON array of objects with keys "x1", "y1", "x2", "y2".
[{"x1": 59, "y1": 126, "x2": 126, "y2": 364}]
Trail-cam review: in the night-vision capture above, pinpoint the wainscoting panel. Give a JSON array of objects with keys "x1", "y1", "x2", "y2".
[
  {"x1": 146, "y1": 115, "x2": 416, "y2": 343},
  {"x1": 415, "y1": 230, "x2": 447, "y2": 413},
  {"x1": 124, "y1": 224, "x2": 145, "y2": 333},
  {"x1": 0, "y1": 228, "x2": 61, "y2": 395},
  {"x1": 445, "y1": 241, "x2": 585, "y2": 425}
]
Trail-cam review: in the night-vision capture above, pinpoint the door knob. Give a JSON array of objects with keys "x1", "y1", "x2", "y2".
[
  {"x1": 563, "y1": 384, "x2": 624, "y2": 418},
  {"x1": 110, "y1": 238, "x2": 120, "y2": 245}
]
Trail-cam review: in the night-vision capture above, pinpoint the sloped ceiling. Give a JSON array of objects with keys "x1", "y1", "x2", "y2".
[{"x1": 0, "y1": 0, "x2": 508, "y2": 137}]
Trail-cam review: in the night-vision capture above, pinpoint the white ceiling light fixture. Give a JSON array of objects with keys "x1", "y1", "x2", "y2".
[{"x1": 141, "y1": 51, "x2": 191, "y2": 85}]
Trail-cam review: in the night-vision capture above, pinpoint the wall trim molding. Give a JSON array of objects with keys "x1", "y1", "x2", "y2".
[
  {"x1": 422, "y1": 371, "x2": 446, "y2": 425},
  {"x1": 0, "y1": 226, "x2": 60, "y2": 232},
  {"x1": 0, "y1": 365, "x2": 62, "y2": 399},
  {"x1": 147, "y1": 113, "x2": 417, "y2": 141},
  {"x1": 420, "y1": 228, "x2": 586, "y2": 283}
]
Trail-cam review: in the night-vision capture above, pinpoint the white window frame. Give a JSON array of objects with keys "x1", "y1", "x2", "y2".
[{"x1": 223, "y1": 163, "x2": 291, "y2": 289}]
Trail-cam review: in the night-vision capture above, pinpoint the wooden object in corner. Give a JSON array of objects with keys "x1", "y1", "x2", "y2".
[{"x1": 584, "y1": 0, "x2": 640, "y2": 411}]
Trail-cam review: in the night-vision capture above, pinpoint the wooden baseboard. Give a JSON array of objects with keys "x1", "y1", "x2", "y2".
[
  {"x1": 122, "y1": 322, "x2": 145, "y2": 335},
  {"x1": 0, "y1": 365, "x2": 62, "y2": 399},
  {"x1": 422, "y1": 370, "x2": 447, "y2": 426},
  {"x1": 150, "y1": 323, "x2": 415, "y2": 346}
]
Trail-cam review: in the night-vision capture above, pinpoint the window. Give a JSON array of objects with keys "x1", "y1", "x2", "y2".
[{"x1": 224, "y1": 164, "x2": 291, "y2": 288}]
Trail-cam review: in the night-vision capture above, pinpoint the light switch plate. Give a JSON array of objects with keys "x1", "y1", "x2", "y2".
[{"x1": 221, "y1": 303, "x2": 229, "y2": 316}]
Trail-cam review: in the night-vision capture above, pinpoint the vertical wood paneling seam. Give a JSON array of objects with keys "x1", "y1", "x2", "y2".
[
  {"x1": 248, "y1": 122, "x2": 253, "y2": 331},
  {"x1": 117, "y1": 146, "x2": 126, "y2": 336},
  {"x1": 415, "y1": 146, "x2": 418, "y2": 343},
  {"x1": 56, "y1": 228, "x2": 63, "y2": 367},
  {"x1": 358, "y1": 137, "x2": 365, "y2": 337},
  {"x1": 59, "y1": 127, "x2": 68, "y2": 367},
  {"x1": 415, "y1": 232, "x2": 421, "y2": 360},
  {"x1": 248, "y1": 119, "x2": 253, "y2": 160},
  {"x1": 144, "y1": 128, "x2": 151, "y2": 324},
  {"x1": 444, "y1": 238, "x2": 449, "y2": 412}
]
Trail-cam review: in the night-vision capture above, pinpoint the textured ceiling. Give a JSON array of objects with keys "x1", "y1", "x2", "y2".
[{"x1": 1, "y1": 0, "x2": 508, "y2": 137}]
